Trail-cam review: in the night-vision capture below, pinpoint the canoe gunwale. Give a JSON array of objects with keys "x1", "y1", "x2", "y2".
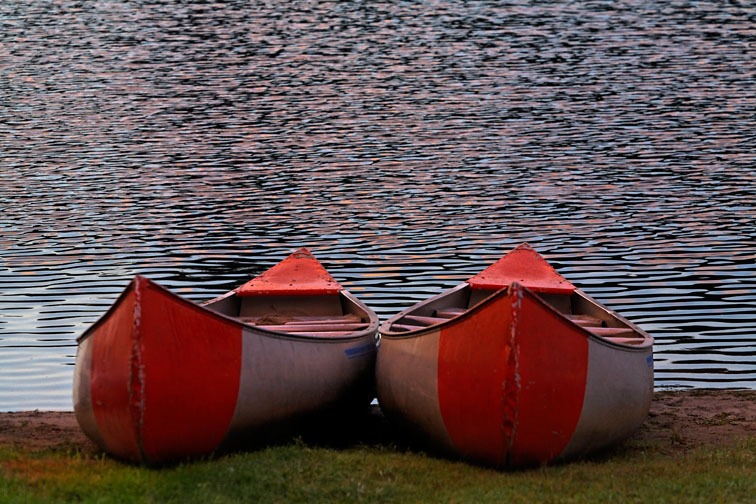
[
  {"x1": 79, "y1": 275, "x2": 379, "y2": 345},
  {"x1": 378, "y1": 283, "x2": 473, "y2": 339},
  {"x1": 379, "y1": 282, "x2": 652, "y2": 351},
  {"x1": 568, "y1": 288, "x2": 653, "y2": 350}
]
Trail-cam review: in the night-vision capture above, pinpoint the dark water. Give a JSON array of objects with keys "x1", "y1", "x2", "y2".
[{"x1": 1, "y1": 1, "x2": 755, "y2": 410}]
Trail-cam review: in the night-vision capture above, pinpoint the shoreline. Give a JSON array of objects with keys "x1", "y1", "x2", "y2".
[{"x1": 2, "y1": 389, "x2": 756, "y2": 458}]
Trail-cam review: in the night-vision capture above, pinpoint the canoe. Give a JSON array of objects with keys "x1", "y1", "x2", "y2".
[
  {"x1": 375, "y1": 243, "x2": 653, "y2": 467},
  {"x1": 73, "y1": 248, "x2": 379, "y2": 464}
]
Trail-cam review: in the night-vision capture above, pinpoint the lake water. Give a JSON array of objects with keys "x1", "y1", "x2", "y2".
[{"x1": 1, "y1": 0, "x2": 755, "y2": 411}]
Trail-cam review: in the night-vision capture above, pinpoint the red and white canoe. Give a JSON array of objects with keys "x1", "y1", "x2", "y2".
[
  {"x1": 375, "y1": 243, "x2": 653, "y2": 467},
  {"x1": 74, "y1": 248, "x2": 379, "y2": 464}
]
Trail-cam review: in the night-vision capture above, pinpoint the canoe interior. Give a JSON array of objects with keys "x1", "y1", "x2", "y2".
[
  {"x1": 384, "y1": 284, "x2": 649, "y2": 346},
  {"x1": 204, "y1": 291, "x2": 375, "y2": 338}
]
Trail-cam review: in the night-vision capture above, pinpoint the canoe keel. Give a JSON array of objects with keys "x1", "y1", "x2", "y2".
[{"x1": 376, "y1": 283, "x2": 653, "y2": 467}]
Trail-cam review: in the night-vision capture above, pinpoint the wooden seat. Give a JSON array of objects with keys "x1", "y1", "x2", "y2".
[
  {"x1": 389, "y1": 313, "x2": 456, "y2": 333},
  {"x1": 243, "y1": 314, "x2": 367, "y2": 336},
  {"x1": 566, "y1": 314, "x2": 604, "y2": 327},
  {"x1": 403, "y1": 314, "x2": 448, "y2": 326},
  {"x1": 267, "y1": 331, "x2": 366, "y2": 337},
  {"x1": 279, "y1": 314, "x2": 362, "y2": 325},
  {"x1": 390, "y1": 323, "x2": 427, "y2": 332},
  {"x1": 587, "y1": 327, "x2": 637, "y2": 339},
  {"x1": 603, "y1": 337, "x2": 647, "y2": 345},
  {"x1": 255, "y1": 323, "x2": 369, "y2": 332},
  {"x1": 434, "y1": 308, "x2": 466, "y2": 319}
]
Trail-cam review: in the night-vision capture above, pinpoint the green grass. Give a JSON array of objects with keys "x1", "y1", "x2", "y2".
[{"x1": 2, "y1": 436, "x2": 756, "y2": 504}]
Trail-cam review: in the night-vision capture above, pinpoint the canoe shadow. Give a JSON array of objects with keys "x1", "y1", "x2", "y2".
[
  {"x1": 214, "y1": 403, "x2": 422, "y2": 458},
  {"x1": 212, "y1": 404, "x2": 644, "y2": 470}
]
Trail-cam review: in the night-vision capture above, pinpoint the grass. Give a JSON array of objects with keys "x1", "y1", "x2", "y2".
[{"x1": 2, "y1": 435, "x2": 756, "y2": 504}]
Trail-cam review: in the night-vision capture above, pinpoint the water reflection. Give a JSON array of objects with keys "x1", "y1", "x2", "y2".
[{"x1": 1, "y1": 0, "x2": 755, "y2": 410}]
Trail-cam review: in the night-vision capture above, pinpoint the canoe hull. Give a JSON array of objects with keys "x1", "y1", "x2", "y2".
[
  {"x1": 74, "y1": 276, "x2": 377, "y2": 463},
  {"x1": 375, "y1": 283, "x2": 653, "y2": 467}
]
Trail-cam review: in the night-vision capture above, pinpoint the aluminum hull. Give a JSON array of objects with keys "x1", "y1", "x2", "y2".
[
  {"x1": 375, "y1": 246, "x2": 653, "y2": 467},
  {"x1": 74, "y1": 253, "x2": 378, "y2": 464}
]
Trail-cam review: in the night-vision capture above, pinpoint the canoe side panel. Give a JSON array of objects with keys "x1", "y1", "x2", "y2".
[
  {"x1": 226, "y1": 330, "x2": 376, "y2": 439},
  {"x1": 559, "y1": 339, "x2": 653, "y2": 460},
  {"x1": 375, "y1": 329, "x2": 454, "y2": 453},
  {"x1": 437, "y1": 294, "x2": 514, "y2": 464},
  {"x1": 507, "y1": 284, "x2": 589, "y2": 465},
  {"x1": 88, "y1": 286, "x2": 142, "y2": 461},
  {"x1": 73, "y1": 334, "x2": 107, "y2": 450},
  {"x1": 137, "y1": 280, "x2": 243, "y2": 462}
]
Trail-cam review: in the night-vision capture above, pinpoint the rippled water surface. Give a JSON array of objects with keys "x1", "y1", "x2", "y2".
[{"x1": 1, "y1": 0, "x2": 755, "y2": 410}]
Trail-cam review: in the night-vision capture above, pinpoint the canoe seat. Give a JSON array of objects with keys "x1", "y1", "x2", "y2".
[
  {"x1": 242, "y1": 314, "x2": 368, "y2": 336},
  {"x1": 390, "y1": 323, "x2": 427, "y2": 332},
  {"x1": 389, "y1": 312, "x2": 459, "y2": 333},
  {"x1": 587, "y1": 327, "x2": 637, "y2": 339},
  {"x1": 566, "y1": 314, "x2": 604, "y2": 327},
  {"x1": 603, "y1": 337, "x2": 647, "y2": 345},
  {"x1": 434, "y1": 308, "x2": 466, "y2": 319},
  {"x1": 403, "y1": 314, "x2": 448, "y2": 326},
  {"x1": 255, "y1": 322, "x2": 369, "y2": 332}
]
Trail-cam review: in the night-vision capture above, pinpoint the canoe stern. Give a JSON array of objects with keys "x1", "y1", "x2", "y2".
[
  {"x1": 377, "y1": 283, "x2": 620, "y2": 467},
  {"x1": 74, "y1": 280, "x2": 143, "y2": 461},
  {"x1": 376, "y1": 246, "x2": 654, "y2": 468},
  {"x1": 74, "y1": 276, "x2": 244, "y2": 463}
]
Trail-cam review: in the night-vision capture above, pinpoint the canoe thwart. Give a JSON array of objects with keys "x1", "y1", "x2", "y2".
[
  {"x1": 603, "y1": 337, "x2": 647, "y2": 345},
  {"x1": 281, "y1": 331, "x2": 368, "y2": 337},
  {"x1": 401, "y1": 314, "x2": 449, "y2": 326},
  {"x1": 254, "y1": 323, "x2": 369, "y2": 332},
  {"x1": 587, "y1": 326, "x2": 637, "y2": 338},
  {"x1": 241, "y1": 314, "x2": 363, "y2": 326},
  {"x1": 565, "y1": 314, "x2": 605, "y2": 327},
  {"x1": 283, "y1": 314, "x2": 363, "y2": 324},
  {"x1": 434, "y1": 308, "x2": 466, "y2": 319},
  {"x1": 390, "y1": 323, "x2": 427, "y2": 332}
]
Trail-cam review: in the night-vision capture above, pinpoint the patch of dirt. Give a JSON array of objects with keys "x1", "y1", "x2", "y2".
[
  {"x1": 638, "y1": 389, "x2": 756, "y2": 454},
  {"x1": 1, "y1": 390, "x2": 755, "y2": 457},
  {"x1": 0, "y1": 410, "x2": 100, "y2": 456}
]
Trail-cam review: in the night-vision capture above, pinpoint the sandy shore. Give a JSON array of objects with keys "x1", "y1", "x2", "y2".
[{"x1": 2, "y1": 390, "x2": 756, "y2": 457}]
